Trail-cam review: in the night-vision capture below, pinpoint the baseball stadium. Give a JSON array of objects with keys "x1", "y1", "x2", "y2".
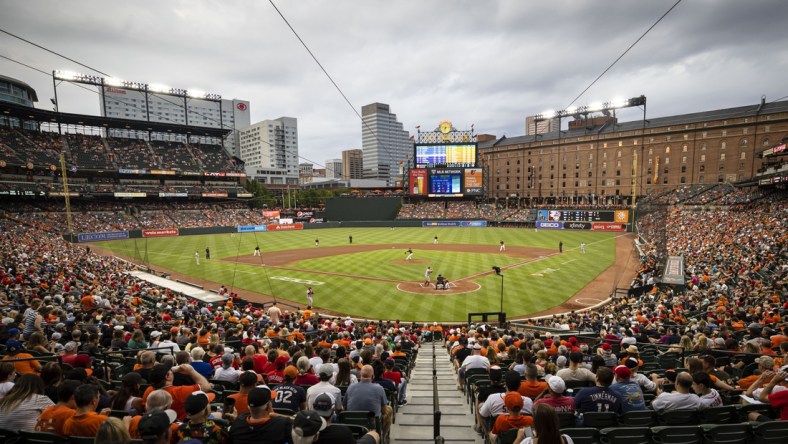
[{"x1": 1, "y1": 7, "x2": 788, "y2": 444}]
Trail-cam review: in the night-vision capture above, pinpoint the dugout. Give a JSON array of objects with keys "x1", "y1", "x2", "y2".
[{"x1": 324, "y1": 196, "x2": 401, "y2": 221}]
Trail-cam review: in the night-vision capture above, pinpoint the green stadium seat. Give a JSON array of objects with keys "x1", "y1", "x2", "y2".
[
  {"x1": 699, "y1": 423, "x2": 751, "y2": 444},
  {"x1": 561, "y1": 427, "x2": 599, "y2": 444},
  {"x1": 698, "y1": 405, "x2": 737, "y2": 424},
  {"x1": 19, "y1": 431, "x2": 68, "y2": 444},
  {"x1": 650, "y1": 425, "x2": 702, "y2": 444},
  {"x1": 581, "y1": 412, "x2": 618, "y2": 428},
  {"x1": 599, "y1": 426, "x2": 652, "y2": 444},
  {"x1": 658, "y1": 408, "x2": 699, "y2": 426},
  {"x1": 750, "y1": 420, "x2": 788, "y2": 444},
  {"x1": 618, "y1": 410, "x2": 658, "y2": 427}
]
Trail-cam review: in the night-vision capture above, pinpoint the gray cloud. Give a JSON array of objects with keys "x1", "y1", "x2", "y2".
[{"x1": 1, "y1": 0, "x2": 785, "y2": 168}]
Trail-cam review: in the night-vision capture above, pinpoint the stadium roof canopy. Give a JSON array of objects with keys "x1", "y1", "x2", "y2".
[{"x1": 0, "y1": 100, "x2": 231, "y2": 138}]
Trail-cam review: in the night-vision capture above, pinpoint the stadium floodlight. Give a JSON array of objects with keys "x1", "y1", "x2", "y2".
[
  {"x1": 565, "y1": 106, "x2": 578, "y2": 115},
  {"x1": 148, "y1": 84, "x2": 171, "y2": 94},
  {"x1": 54, "y1": 70, "x2": 80, "y2": 81},
  {"x1": 187, "y1": 89, "x2": 206, "y2": 98},
  {"x1": 588, "y1": 102, "x2": 604, "y2": 112},
  {"x1": 609, "y1": 97, "x2": 628, "y2": 109},
  {"x1": 105, "y1": 77, "x2": 124, "y2": 87},
  {"x1": 541, "y1": 110, "x2": 556, "y2": 119}
]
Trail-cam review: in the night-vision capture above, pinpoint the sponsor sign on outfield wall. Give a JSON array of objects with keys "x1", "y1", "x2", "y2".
[
  {"x1": 422, "y1": 220, "x2": 487, "y2": 227},
  {"x1": 266, "y1": 223, "x2": 304, "y2": 231},
  {"x1": 563, "y1": 222, "x2": 592, "y2": 230},
  {"x1": 237, "y1": 225, "x2": 267, "y2": 233},
  {"x1": 591, "y1": 223, "x2": 625, "y2": 231},
  {"x1": 262, "y1": 210, "x2": 281, "y2": 218},
  {"x1": 142, "y1": 228, "x2": 179, "y2": 238},
  {"x1": 77, "y1": 231, "x2": 130, "y2": 242},
  {"x1": 536, "y1": 221, "x2": 564, "y2": 230}
]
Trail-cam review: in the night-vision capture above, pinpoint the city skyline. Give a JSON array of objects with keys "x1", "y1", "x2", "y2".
[{"x1": 1, "y1": 0, "x2": 785, "y2": 171}]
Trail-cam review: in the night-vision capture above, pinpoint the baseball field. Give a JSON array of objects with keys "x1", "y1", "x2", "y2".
[{"x1": 94, "y1": 227, "x2": 630, "y2": 322}]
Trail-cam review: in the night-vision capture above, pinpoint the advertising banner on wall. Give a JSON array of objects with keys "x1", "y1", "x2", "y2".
[
  {"x1": 591, "y1": 223, "x2": 625, "y2": 231},
  {"x1": 77, "y1": 231, "x2": 129, "y2": 242},
  {"x1": 237, "y1": 225, "x2": 267, "y2": 233},
  {"x1": 409, "y1": 168, "x2": 428, "y2": 195},
  {"x1": 463, "y1": 168, "x2": 483, "y2": 195},
  {"x1": 266, "y1": 223, "x2": 304, "y2": 231},
  {"x1": 563, "y1": 222, "x2": 592, "y2": 230},
  {"x1": 263, "y1": 210, "x2": 281, "y2": 218},
  {"x1": 114, "y1": 192, "x2": 147, "y2": 198},
  {"x1": 159, "y1": 192, "x2": 188, "y2": 197},
  {"x1": 536, "y1": 221, "x2": 564, "y2": 230},
  {"x1": 422, "y1": 220, "x2": 487, "y2": 227},
  {"x1": 142, "y1": 228, "x2": 179, "y2": 238}
]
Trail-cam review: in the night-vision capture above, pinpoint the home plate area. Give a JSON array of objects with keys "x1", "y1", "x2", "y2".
[{"x1": 396, "y1": 280, "x2": 481, "y2": 295}]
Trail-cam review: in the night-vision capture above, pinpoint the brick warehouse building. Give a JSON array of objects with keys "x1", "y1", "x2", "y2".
[{"x1": 478, "y1": 98, "x2": 788, "y2": 204}]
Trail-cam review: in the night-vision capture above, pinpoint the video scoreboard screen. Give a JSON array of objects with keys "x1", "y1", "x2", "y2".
[
  {"x1": 415, "y1": 143, "x2": 477, "y2": 168},
  {"x1": 429, "y1": 169, "x2": 462, "y2": 196},
  {"x1": 537, "y1": 209, "x2": 630, "y2": 223}
]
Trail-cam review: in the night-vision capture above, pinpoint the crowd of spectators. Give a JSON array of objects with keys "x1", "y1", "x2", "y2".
[
  {"x1": 0, "y1": 128, "x2": 243, "y2": 173},
  {"x1": 0, "y1": 214, "x2": 441, "y2": 442}
]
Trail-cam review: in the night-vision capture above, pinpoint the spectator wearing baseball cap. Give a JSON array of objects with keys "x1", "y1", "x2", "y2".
[
  {"x1": 272, "y1": 365, "x2": 307, "y2": 412},
  {"x1": 138, "y1": 409, "x2": 177, "y2": 444},
  {"x1": 2, "y1": 339, "x2": 42, "y2": 375},
  {"x1": 291, "y1": 410, "x2": 326, "y2": 444},
  {"x1": 490, "y1": 392, "x2": 534, "y2": 441},
  {"x1": 176, "y1": 391, "x2": 226, "y2": 444},
  {"x1": 737, "y1": 355, "x2": 776, "y2": 389},
  {"x1": 534, "y1": 376, "x2": 575, "y2": 414},
  {"x1": 610, "y1": 365, "x2": 646, "y2": 412},
  {"x1": 228, "y1": 386, "x2": 293, "y2": 444},
  {"x1": 312, "y1": 392, "x2": 379, "y2": 444},
  {"x1": 306, "y1": 364, "x2": 341, "y2": 414}
]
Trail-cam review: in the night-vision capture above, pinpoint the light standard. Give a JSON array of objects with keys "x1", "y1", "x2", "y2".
[{"x1": 492, "y1": 266, "x2": 504, "y2": 313}]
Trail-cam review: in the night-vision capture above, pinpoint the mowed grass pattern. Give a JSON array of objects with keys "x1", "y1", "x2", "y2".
[{"x1": 96, "y1": 227, "x2": 618, "y2": 321}]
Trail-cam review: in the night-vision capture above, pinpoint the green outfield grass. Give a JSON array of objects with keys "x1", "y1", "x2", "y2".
[{"x1": 95, "y1": 227, "x2": 619, "y2": 321}]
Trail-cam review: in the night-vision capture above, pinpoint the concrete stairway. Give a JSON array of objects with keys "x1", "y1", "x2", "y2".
[{"x1": 391, "y1": 342, "x2": 484, "y2": 443}]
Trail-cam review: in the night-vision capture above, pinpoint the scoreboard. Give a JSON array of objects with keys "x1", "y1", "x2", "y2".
[
  {"x1": 537, "y1": 209, "x2": 630, "y2": 223},
  {"x1": 415, "y1": 143, "x2": 477, "y2": 168}
]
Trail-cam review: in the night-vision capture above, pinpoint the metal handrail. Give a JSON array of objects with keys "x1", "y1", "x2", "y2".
[{"x1": 432, "y1": 337, "x2": 441, "y2": 440}]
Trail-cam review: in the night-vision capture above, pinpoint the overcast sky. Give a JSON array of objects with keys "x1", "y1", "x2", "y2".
[{"x1": 1, "y1": 0, "x2": 786, "y2": 168}]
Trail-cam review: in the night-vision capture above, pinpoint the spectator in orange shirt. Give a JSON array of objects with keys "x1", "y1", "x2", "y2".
[
  {"x1": 227, "y1": 371, "x2": 257, "y2": 415},
  {"x1": 490, "y1": 392, "x2": 534, "y2": 441},
  {"x1": 141, "y1": 364, "x2": 214, "y2": 420},
  {"x1": 1, "y1": 340, "x2": 41, "y2": 375},
  {"x1": 518, "y1": 365, "x2": 548, "y2": 400},
  {"x1": 62, "y1": 384, "x2": 109, "y2": 437},
  {"x1": 738, "y1": 356, "x2": 776, "y2": 389},
  {"x1": 35, "y1": 380, "x2": 81, "y2": 436}
]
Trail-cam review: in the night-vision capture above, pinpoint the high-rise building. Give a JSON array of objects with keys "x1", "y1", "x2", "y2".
[
  {"x1": 100, "y1": 86, "x2": 250, "y2": 156},
  {"x1": 324, "y1": 158, "x2": 342, "y2": 179},
  {"x1": 238, "y1": 116, "x2": 299, "y2": 180},
  {"x1": 525, "y1": 115, "x2": 559, "y2": 135},
  {"x1": 342, "y1": 149, "x2": 363, "y2": 179},
  {"x1": 361, "y1": 103, "x2": 411, "y2": 183}
]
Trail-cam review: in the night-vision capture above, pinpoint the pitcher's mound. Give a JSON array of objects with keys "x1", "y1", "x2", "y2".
[
  {"x1": 391, "y1": 259, "x2": 429, "y2": 265},
  {"x1": 397, "y1": 280, "x2": 481, "y2": 295}
]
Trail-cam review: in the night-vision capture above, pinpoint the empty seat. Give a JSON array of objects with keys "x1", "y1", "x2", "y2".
[
  {"x1": 599, "y1": 426, "x2": 652, "y2": 444},
  {"x1": 561, "y1": 427, "x2": 599, "y2": 444},
  {"x1": 651, "y1": 425, "x2": 702, "y2": 444},
  {"x1": 699, "y1": 423, "x2": 751, "y2": 444}
]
